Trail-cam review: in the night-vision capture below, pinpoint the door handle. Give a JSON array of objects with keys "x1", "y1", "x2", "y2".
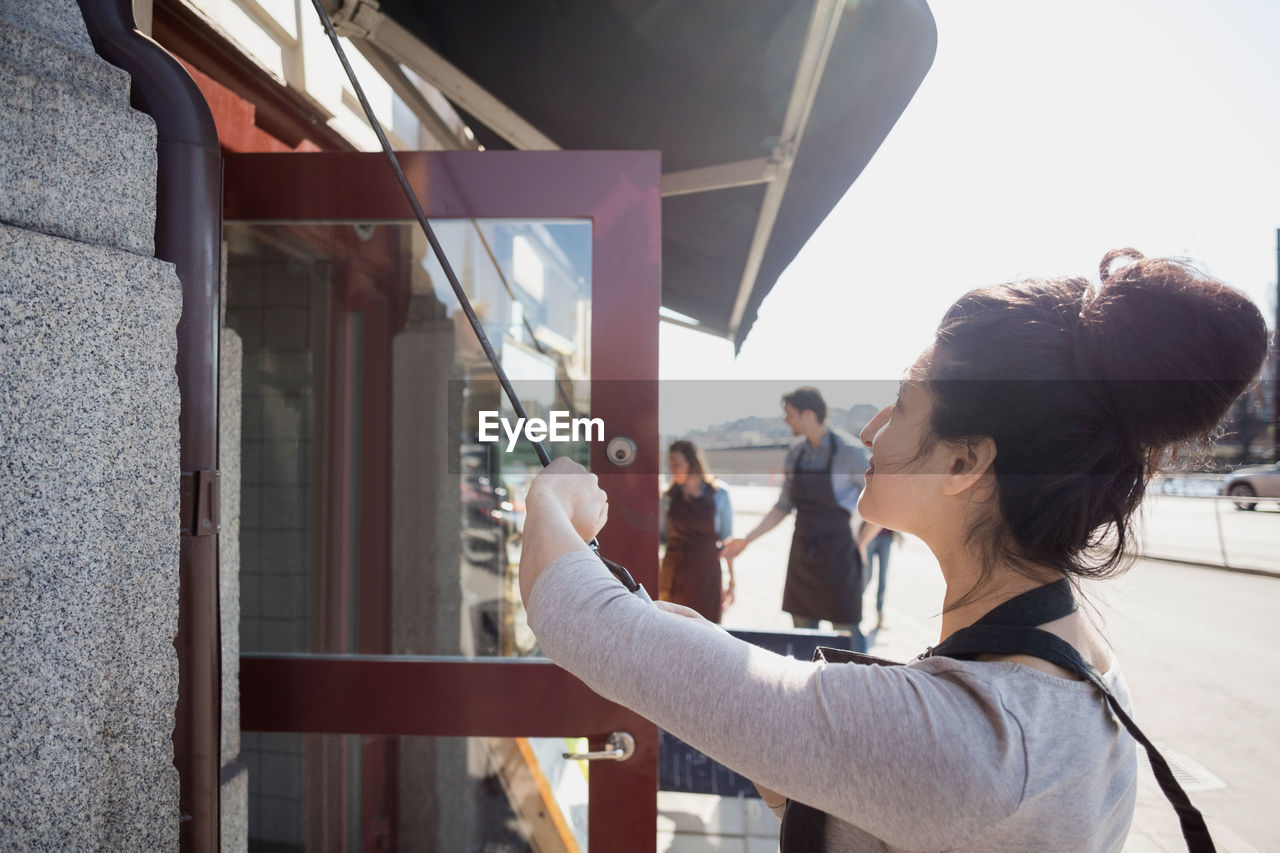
[{"x1": 563, "y1": 731, "x2": 635, "y2": 762}]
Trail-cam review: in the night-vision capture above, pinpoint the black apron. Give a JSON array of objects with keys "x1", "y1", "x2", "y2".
[
  {"x1": 783, "y1": 432, "x2": 862, "y2": 623},
  {"x1": 660, "y1": 485, "x2": 724, "y2": 622},
  {"x1": 780, "y1": 580, "x2": 1216, "y2": 852}
]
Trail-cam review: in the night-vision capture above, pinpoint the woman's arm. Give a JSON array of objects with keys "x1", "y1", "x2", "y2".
[
  {"x1": 714, "y1": 488, "x2": 736, "y2": 607},
  {"x1": 713, "y1": 487, "x2": 733, "y2": 541},
  {"x1": 722, "y1": 505, "x2": 787, "y2": 559}
]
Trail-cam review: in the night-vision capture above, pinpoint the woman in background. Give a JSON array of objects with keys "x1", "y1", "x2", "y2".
[{"x1": 660, "y1": 440, "x2": 734, "y2": 622}]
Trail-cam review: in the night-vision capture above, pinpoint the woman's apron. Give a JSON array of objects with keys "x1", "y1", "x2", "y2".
[
  {"x1": 782, "y1": 432, "x2": 862, "y2": 624},
  {"x1": 659, "y1": 485, "x2": 724, "y2": 622},
  {"x1": 779, "y1": 580, "x2": 1216, "y2": 852}
]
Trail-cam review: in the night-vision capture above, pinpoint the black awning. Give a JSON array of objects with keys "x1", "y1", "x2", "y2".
[{"x1": 374, "y1": 0, "x2": 936, "y2": 349}]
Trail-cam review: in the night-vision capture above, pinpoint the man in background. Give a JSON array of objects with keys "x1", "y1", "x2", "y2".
[{"x1": 723, "y1": 387, "x2": 879, "y2": 652}]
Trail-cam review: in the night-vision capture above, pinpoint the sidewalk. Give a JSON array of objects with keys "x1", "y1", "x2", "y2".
[
  {"x1": 657, "y1": 793, "x2": 780, "y2": 852},
  {"x1": 653, "y1": 485, "x2": 1273, "y2": 852}
]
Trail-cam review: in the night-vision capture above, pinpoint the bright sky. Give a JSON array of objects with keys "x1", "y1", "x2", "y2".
[{"x1": 659, "y1": 0, "x2": 1280, "y2": 434}]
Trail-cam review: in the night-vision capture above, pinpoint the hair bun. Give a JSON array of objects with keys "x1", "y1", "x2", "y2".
[
  {"x1": 1098, "y1": 247, "x2": 1146, "y2": 283},
  {"x1": 1074, "y1": 250, "x2": 1268, "y2": 448}
]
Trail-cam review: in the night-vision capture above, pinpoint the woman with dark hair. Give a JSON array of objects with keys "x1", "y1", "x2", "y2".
[
  {"x1": 660, "y1": 440, "x2": 734, "y2": 621},
  {"x1": 515, "y1": 251, "x2": 1268, "y2": 851}
]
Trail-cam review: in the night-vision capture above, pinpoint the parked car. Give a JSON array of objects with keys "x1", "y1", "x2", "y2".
[{"x1": 1221, "y1": 462, "x2": 1280, "y2": 510}]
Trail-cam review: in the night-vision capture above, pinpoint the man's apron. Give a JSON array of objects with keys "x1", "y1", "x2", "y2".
[
  {"x1": 659, "y1": 485, "x2": 724, "y2": 622},
  {"x1": 779, "y1": 580, "x2": 1216, "y2": 852},
  {"x1": 782, "y1": 432, "x2": 862, "y2": 624}
]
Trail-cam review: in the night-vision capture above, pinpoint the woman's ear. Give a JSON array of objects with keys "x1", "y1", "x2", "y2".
[{"x1": 941, "y1": 436, "x2": 996, "y2": 496}]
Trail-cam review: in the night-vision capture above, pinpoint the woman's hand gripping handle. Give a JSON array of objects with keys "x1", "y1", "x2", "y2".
[{"x1": 519, "y1": 458, "x2": 612, "y2": 605}]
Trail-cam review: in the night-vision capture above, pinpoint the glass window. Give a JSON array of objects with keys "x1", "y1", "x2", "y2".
[{"x1": 226, "y1": 219, "x2": 592, "y2": 661}]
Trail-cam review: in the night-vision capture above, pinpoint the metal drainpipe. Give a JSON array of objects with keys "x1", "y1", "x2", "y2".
[{"x1": 77, "y1": 2, "x2": 223, "y2": 851}]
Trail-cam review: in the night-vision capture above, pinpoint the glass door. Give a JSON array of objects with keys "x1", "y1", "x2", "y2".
[{"x1": 224, "y1": 151, "x2": 660, "y2": 851}]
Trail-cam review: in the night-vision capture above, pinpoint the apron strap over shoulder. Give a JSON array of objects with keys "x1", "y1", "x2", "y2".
[
  {"x1": 784, "y1": 581, "x2": 1217, "y2": 853},
  {"x1": 932, "y1": 622, "x2": 1217, "y2": 853},
  {"x1": 955, "y1": 577, "x2": 1076, "y2": 626}
]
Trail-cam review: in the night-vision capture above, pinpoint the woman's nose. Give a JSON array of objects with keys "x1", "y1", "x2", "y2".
[{"x1": 860, "y1": 406, "x2": 891, "y2": 447}]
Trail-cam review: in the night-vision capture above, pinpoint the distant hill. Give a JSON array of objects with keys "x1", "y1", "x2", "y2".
[{"x1": 667, "y1": 403, "x2": 883, "y2": 448}]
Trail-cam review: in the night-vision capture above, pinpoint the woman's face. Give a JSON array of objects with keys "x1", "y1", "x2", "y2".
[
  {"x1": 668, "y1": 451, "x2": 690, "y2": 485},
  {"x1": 857, "y1": 349, "x2": 948, "y2": 532}
]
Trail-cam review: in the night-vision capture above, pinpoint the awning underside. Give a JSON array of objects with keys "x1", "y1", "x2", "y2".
[{"x1": 332, "y1": 0, "x2": 936, "y2": 349}]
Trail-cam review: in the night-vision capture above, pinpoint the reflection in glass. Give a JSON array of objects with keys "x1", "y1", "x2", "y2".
[
  {"x1": 424, "y1": 220, "x2": 593, "y2": 659},
  {"x1": 244, "y1": 733, "x2": 588, "y2": 851},
  {"x1": 225, "y1": 219, "x2": 592, "y2": 661}
]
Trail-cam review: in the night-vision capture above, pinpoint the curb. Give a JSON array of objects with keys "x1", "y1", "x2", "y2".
[{"x1": 1136, "y1": 553, "x2": 1280, "y2": 580}]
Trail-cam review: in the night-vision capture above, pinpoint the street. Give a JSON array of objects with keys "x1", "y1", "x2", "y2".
[
  {"x1": 1140, "y1": 494, "x2": 1278, "y2": 572},
  {"x1": 719, "y1": 485, "x2": 1280, "y2": 852}
]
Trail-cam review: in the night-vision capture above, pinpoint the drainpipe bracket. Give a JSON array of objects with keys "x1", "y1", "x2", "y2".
[{"x1": 180, "y1": 470, "x2": 221, "y2": 536}]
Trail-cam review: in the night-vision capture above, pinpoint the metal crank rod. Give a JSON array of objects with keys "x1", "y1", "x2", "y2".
[{"x1": 309, "y1": 0, "x2": 644, "y2": 596}]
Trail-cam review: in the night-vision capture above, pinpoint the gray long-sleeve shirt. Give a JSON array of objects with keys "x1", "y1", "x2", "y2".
[{"x1": 527, "y1": 550, "x2": 1138, "y2": 852}]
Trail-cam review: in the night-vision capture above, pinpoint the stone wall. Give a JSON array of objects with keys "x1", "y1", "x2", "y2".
[{"x1": 0, "y1": 2, "x2": 182, "y2": 849}]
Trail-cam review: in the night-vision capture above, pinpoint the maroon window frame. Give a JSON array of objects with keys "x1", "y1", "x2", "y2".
[{"x1": 225, "y1": 149, "x2": 662, "y2": 850}]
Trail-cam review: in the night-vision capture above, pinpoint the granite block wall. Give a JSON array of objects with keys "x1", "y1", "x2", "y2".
[
  {"x1": 0, "y1": 2, "x2": 183, "y2": 848},
  {"x1": 0, "y1": 16, "x2": 158, "y2": 254}
]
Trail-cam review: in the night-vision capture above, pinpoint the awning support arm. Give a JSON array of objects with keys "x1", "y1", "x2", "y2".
[
  {"x1": 349, "y1": 39, "x2": 479, "y2": 150},
  {"x1": 727, "y1": 0, "x2": 843, "y2": 342},
  {"x1": 327, "y1": 0, "x2": 559, "y2": 150},
  {"x1": 660, "y1": 156, "x2": 781, "y2": 198}
]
